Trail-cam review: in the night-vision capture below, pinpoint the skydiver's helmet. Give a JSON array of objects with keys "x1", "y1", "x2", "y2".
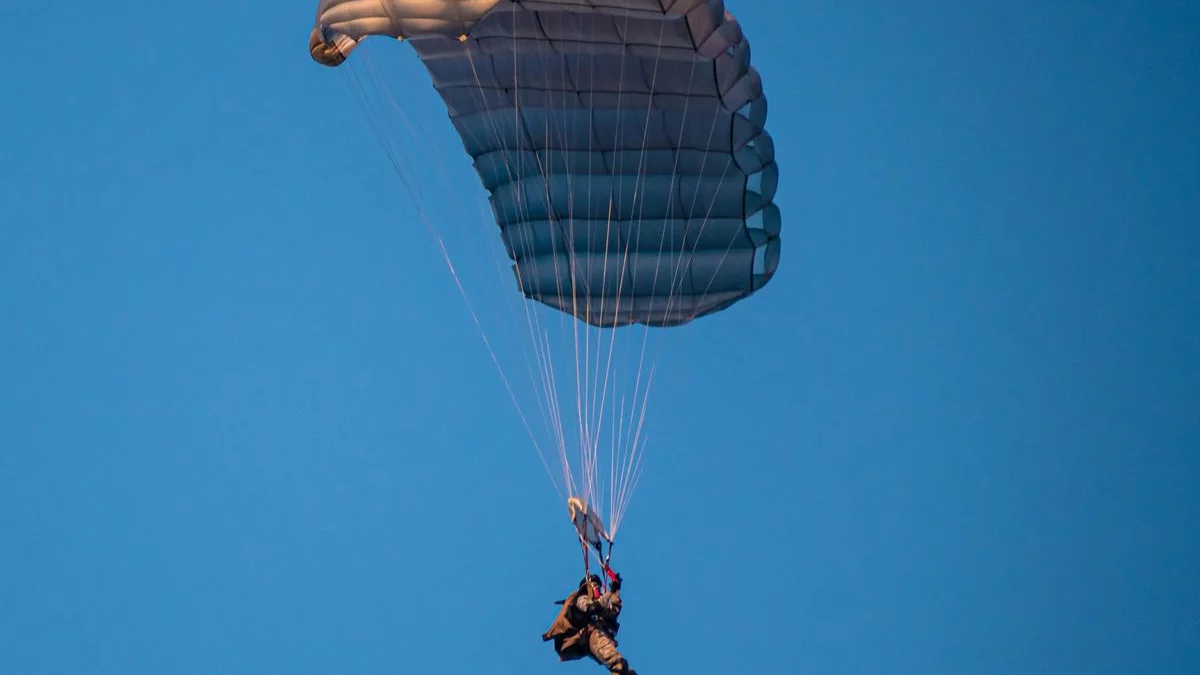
[{"x1": 580, "y1": 573, "x2": 603, "y2": 597}]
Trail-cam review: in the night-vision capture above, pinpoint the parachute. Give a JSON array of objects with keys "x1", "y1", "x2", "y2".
[{"x1": 309, "y1": 0, "x2": 781, "y2": 561}]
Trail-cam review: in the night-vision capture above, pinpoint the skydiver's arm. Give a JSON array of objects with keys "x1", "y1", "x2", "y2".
[
  {"x1": 576, "y1": 589, "x2": 622, "y2": 616},
  {"x1": 574, "y1": 593, "x2": 595, "y2": 613},
  {"x1": 600, "y1": 589, "x2": 622, "y2": 616}
]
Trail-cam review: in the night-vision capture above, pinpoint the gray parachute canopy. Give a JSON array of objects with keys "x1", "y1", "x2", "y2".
[{"x1": 311, "y1": 0, "x2": 781, "y2": 328}]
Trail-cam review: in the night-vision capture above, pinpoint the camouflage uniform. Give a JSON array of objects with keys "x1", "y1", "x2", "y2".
[{"x1": 543, "y1": 578, "x2": 637, "y2": 675}]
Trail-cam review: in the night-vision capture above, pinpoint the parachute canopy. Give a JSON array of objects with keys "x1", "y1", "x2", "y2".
[{"x1": 311, "y1": 0, "x2": 781, "y2": 328}]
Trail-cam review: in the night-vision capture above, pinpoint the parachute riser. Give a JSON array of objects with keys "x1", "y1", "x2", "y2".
[
  {"x1": 568, "y1": 496, "x2": 616, "y2": 592},
  {"x1": 577, "y1": 532, "x2": 616, "y2": 593}
]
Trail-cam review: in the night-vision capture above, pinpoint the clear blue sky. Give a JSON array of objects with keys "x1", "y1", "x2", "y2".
[{"x1": 3, "y1": 2, "x2": 1198, "y2": 673}]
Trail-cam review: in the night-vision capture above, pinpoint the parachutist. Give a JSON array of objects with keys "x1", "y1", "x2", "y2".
[{"x1": 542, "y1": 572, "x2": 636, "y2": 675}]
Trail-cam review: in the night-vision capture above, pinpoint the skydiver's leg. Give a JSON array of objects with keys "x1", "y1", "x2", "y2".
[{"x1": 587, "y1": 630, "x2": 635, "y2": 675}]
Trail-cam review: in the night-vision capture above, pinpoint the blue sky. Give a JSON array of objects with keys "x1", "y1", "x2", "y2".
[{"x1": 3, "y1": 1, "x2": 1198, "y2": 673}]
